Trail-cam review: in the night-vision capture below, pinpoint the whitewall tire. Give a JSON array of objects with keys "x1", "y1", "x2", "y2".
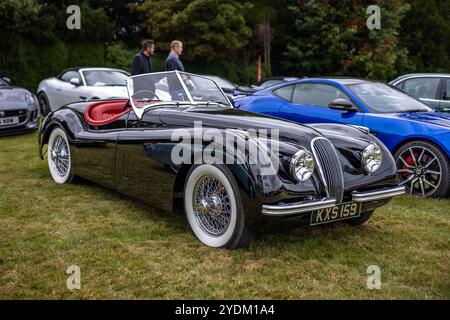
[
  {"x1": 47, "y1": 127, "x2": 74, "y2": 184},
  {"x1": 184, "y1": 164, "x2": 249, "y2": 249}
]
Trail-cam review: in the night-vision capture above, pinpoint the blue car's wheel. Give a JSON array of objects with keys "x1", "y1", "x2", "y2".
[{"x1": 395, "y1": 141, "x2": 450, "y2": 198}]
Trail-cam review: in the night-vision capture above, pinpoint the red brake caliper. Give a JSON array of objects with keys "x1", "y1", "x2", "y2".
[{"x1": 401, "y1": 155, "x2": 415, "y2": 177}]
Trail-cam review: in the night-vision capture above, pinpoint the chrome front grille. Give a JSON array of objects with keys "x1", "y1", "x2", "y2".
[
  {"x1": 0, "y1": 109, "x2": 27, "y2": 118},
  {"x1": 311, "y1": 137, "x2": 345, "y2": 203},
  {"x1": 0, "y1": 109, "x2": 30, "y2": 127}
]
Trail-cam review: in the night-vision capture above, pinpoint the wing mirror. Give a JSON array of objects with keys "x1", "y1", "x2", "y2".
[
  {"x1": 2, "y1": 77, "x2": 11, "y2": 85},
  {"x1": 329, "y1": 98, "x2": 358, "y2": 112},
  {"x1": 70, "y1": 78, "x2": 81, "y2": 86}
]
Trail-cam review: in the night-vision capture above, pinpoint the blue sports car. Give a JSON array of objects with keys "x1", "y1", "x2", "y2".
[{"x1": 235, "y1": 78, "x2": 450, "y2": 198}]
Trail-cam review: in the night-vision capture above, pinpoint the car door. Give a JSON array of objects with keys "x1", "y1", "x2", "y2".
[
  {"x1": 53, "y1": 71, "x2": 84, "y2": 109},
  {"x1": 279, "y1": 82, "x2": 364, "y2": 126},
  {"x1": 73, "y1": 115, "x2": 128, "y2": 189},
  {"x1": 439, "y1": 78, "x2": 450, "y2": 112},
  {"x1": 399, "y1": 77, "x2": 442, "y2": 110},
  {"x1": 115, "y1": 110, "x2": 175, "y2": 211}
]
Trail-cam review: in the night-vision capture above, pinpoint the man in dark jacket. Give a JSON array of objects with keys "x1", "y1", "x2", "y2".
[
  {"x1": 131, "y1": 39, "x2": 155, "y2": 76},
  {"x1": 165, "y1": 40, "x2": 184, "y2": 71}
]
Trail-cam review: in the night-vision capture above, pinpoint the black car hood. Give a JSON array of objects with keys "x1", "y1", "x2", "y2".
[
  {"x1": 159, "y1": 107, "x2": 324, "y2": 146},
  {"x1": 159, "y1": 107, "x2": 396, "y2": 193}
]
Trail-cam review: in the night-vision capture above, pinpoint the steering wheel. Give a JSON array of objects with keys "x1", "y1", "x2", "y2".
[{"x1": 132, "y1": 90, "x2": 160, "y2": 101}]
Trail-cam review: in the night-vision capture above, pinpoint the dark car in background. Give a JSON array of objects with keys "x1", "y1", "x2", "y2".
[
  {"x1": 0, "y1": 76, "x2": 39, "y2": 136},
  {"x1": 390, "y1": 74, "x2": 450, "y2": 112},
  {"x1": 252, "y1": 76, "x2": 300, "y2": 90},
  {"x1": 204, "y1": 75, "x2": 256, "y2": 100}
]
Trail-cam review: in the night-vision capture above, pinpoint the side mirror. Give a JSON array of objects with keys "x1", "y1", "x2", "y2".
[
  {"x1": 329, "y1": 98, "x2": 358, "y2": 112},
  {"x1": 3, "y1": 77, "x2": 11, "y2": 85},
  {"x1": 70, "y1": 78, "x2": 81, "y2": 86}
]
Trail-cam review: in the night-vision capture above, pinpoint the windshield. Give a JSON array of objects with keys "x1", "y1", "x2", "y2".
[
  {"x1": 127, "y1": 71, "x2": 232, "y2": 118},
  {"x1": 83, "y1": 70, "x2": 129, "y2": 86},
  {"x1": 0, "y1": 78, "x2": 6, "y2": 86},
  {"x1": 347, "y1": 82, "x2": 432, "y2": 113}
]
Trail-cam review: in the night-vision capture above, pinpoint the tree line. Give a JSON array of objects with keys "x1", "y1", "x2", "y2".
[{"x1": 0, "y1": 0, "x2": 449, "y2": 91}]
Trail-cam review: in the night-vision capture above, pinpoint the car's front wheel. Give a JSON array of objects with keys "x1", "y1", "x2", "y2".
[
  {"x1": 183, "y1": 164, "x2": 250, "y2": 249},
  {"x1": 394, "y1": 141, "x2": 449, "y2": 198},
  {"x1": 47, "y1": 127, "x2": 74, "y2": 184}
]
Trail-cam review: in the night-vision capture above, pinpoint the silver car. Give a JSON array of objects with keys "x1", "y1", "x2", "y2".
[
  {"x1": 390, "y1": 73, "x2": 450, "y2": 113},
  {"x1": 37, "y1": 67, "x2": 130, "y2": 115}
]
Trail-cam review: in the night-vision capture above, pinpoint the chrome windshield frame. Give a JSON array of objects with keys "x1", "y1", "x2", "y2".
[{"x1": 126, "y1": 71, "x2": 232, "y2": 119}]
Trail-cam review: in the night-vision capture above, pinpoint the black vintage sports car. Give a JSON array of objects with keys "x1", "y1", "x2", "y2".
[
  {"x1": 0, "y1": 76, "x2": 39, "y2": 136},
  {"x1": 38, "y1": 71, "x2": 405, "y2": 249}
]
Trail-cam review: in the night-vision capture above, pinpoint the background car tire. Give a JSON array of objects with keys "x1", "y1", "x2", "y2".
[
  {"x1": 38, "y1": 92, "x2": 51, "y2": 116},
  {"x1": 394, "y1": 140, "x2": 450, "y2": 198},
  {"x1": 184, "y1": 164, "x2": 250, "y2": 249},
  {"x1": 47, "y1": 127, "x2": 74, "y2": 184},
  {"x1": 346, "y1": 211, "x2": 374, "y2": 226}
]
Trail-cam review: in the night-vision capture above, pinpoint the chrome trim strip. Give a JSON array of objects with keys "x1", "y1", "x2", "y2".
[
  {"x1": 352, "y1": 186, "x2": 406, "y2": 202},
  {"x1": 262, "y1": 198, "x2": 336, "y2": 216},
  {"x1": 310, "y1": 137, "x2": 330, "y2": 197}
]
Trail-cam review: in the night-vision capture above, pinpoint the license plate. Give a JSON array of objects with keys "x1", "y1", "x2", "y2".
[
  {"x1": 0, "y1": 116, "x2": 19, "y2": 126},
  {"x1": 310, "y1": 202, "x2": 362, "y2": 226}
]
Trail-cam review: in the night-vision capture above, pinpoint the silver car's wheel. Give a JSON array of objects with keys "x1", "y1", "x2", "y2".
[
  {"x1": 38, "y1": 92, "x2": 51, "y2": 116},
  {"x1": 184, "y1": 164, "x2": 249, "y2": 249},
  {"x1": 47, "y1": 127, "x2": 73, "y2": 184}
]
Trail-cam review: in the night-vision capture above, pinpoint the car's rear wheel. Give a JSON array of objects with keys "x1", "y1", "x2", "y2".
[
  {"x1": 394, "y1": 141, "x2": 449, "y2": 198},
  {"x1": 38, "y1": 92, "x2": 51, "y2": 116},
  {"x1": 47, "y1": 127, "x2": 74, "y2": 184},
  {"x1": 183, "y1": 164, "x2": 250, "y2": 249}
]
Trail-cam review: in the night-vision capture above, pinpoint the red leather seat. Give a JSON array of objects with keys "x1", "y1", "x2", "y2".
[{"x1": 84, "y1": 100, "x2": 131, "y2": 126}]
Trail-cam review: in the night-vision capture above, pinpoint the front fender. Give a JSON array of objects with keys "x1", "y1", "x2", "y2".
[{"x1": 38, "y1": 108, "x2": 84, "y2": 159}]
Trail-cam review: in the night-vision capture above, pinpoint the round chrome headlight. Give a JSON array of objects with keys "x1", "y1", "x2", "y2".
[
  {"x1": 290, "y1": 149, "x2": 315, "y2": 181},
  {"x1": 362, "y1": 144, "x2": 382, "y2": 173}
]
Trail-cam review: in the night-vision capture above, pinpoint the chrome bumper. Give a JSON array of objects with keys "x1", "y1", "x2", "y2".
[
  {"x1": 262, "y1": 186, "x2": 405, "y2": 216},
  {"x1": 352, "y1": 186, "x2": 405, "y2": 202}
]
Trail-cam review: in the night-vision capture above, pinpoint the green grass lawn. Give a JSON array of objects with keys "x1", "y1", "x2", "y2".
[{"x1": 0, "y1": 132, "x2": 449, "y2": 299}]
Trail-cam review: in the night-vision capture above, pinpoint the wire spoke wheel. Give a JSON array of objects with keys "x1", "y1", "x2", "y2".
[
  {"x1": 192, "y1": 175, "x2": 232, "y2": 236},
  {"x1": 50, "y1": 136, "x2": 70, "y2": 176},
  {"x1": 184, "y1": 164, "x2": 249, "y2": 249},
  {"x1": 47, "y1": 128, "x2": 73, "y2": 184},
  {"x1": 396, "y1": 145, "x2": 442, "y2": 197}
]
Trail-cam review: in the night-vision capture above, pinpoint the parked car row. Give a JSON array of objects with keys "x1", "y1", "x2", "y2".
[{"x1": 1, "y1": 68, "x2": 449, "y2": 203}]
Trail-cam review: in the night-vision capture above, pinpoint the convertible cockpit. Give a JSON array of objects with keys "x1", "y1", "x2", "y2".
[
  {"x1": 82, "y1": 71, "x2": 232, "y2": 126},
  {"x1": 127, "y1": 71, "x2": 232, "y2": 119},
  {"x1": 84, "y1": 100, "x2": 131, "y2": 126}
]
